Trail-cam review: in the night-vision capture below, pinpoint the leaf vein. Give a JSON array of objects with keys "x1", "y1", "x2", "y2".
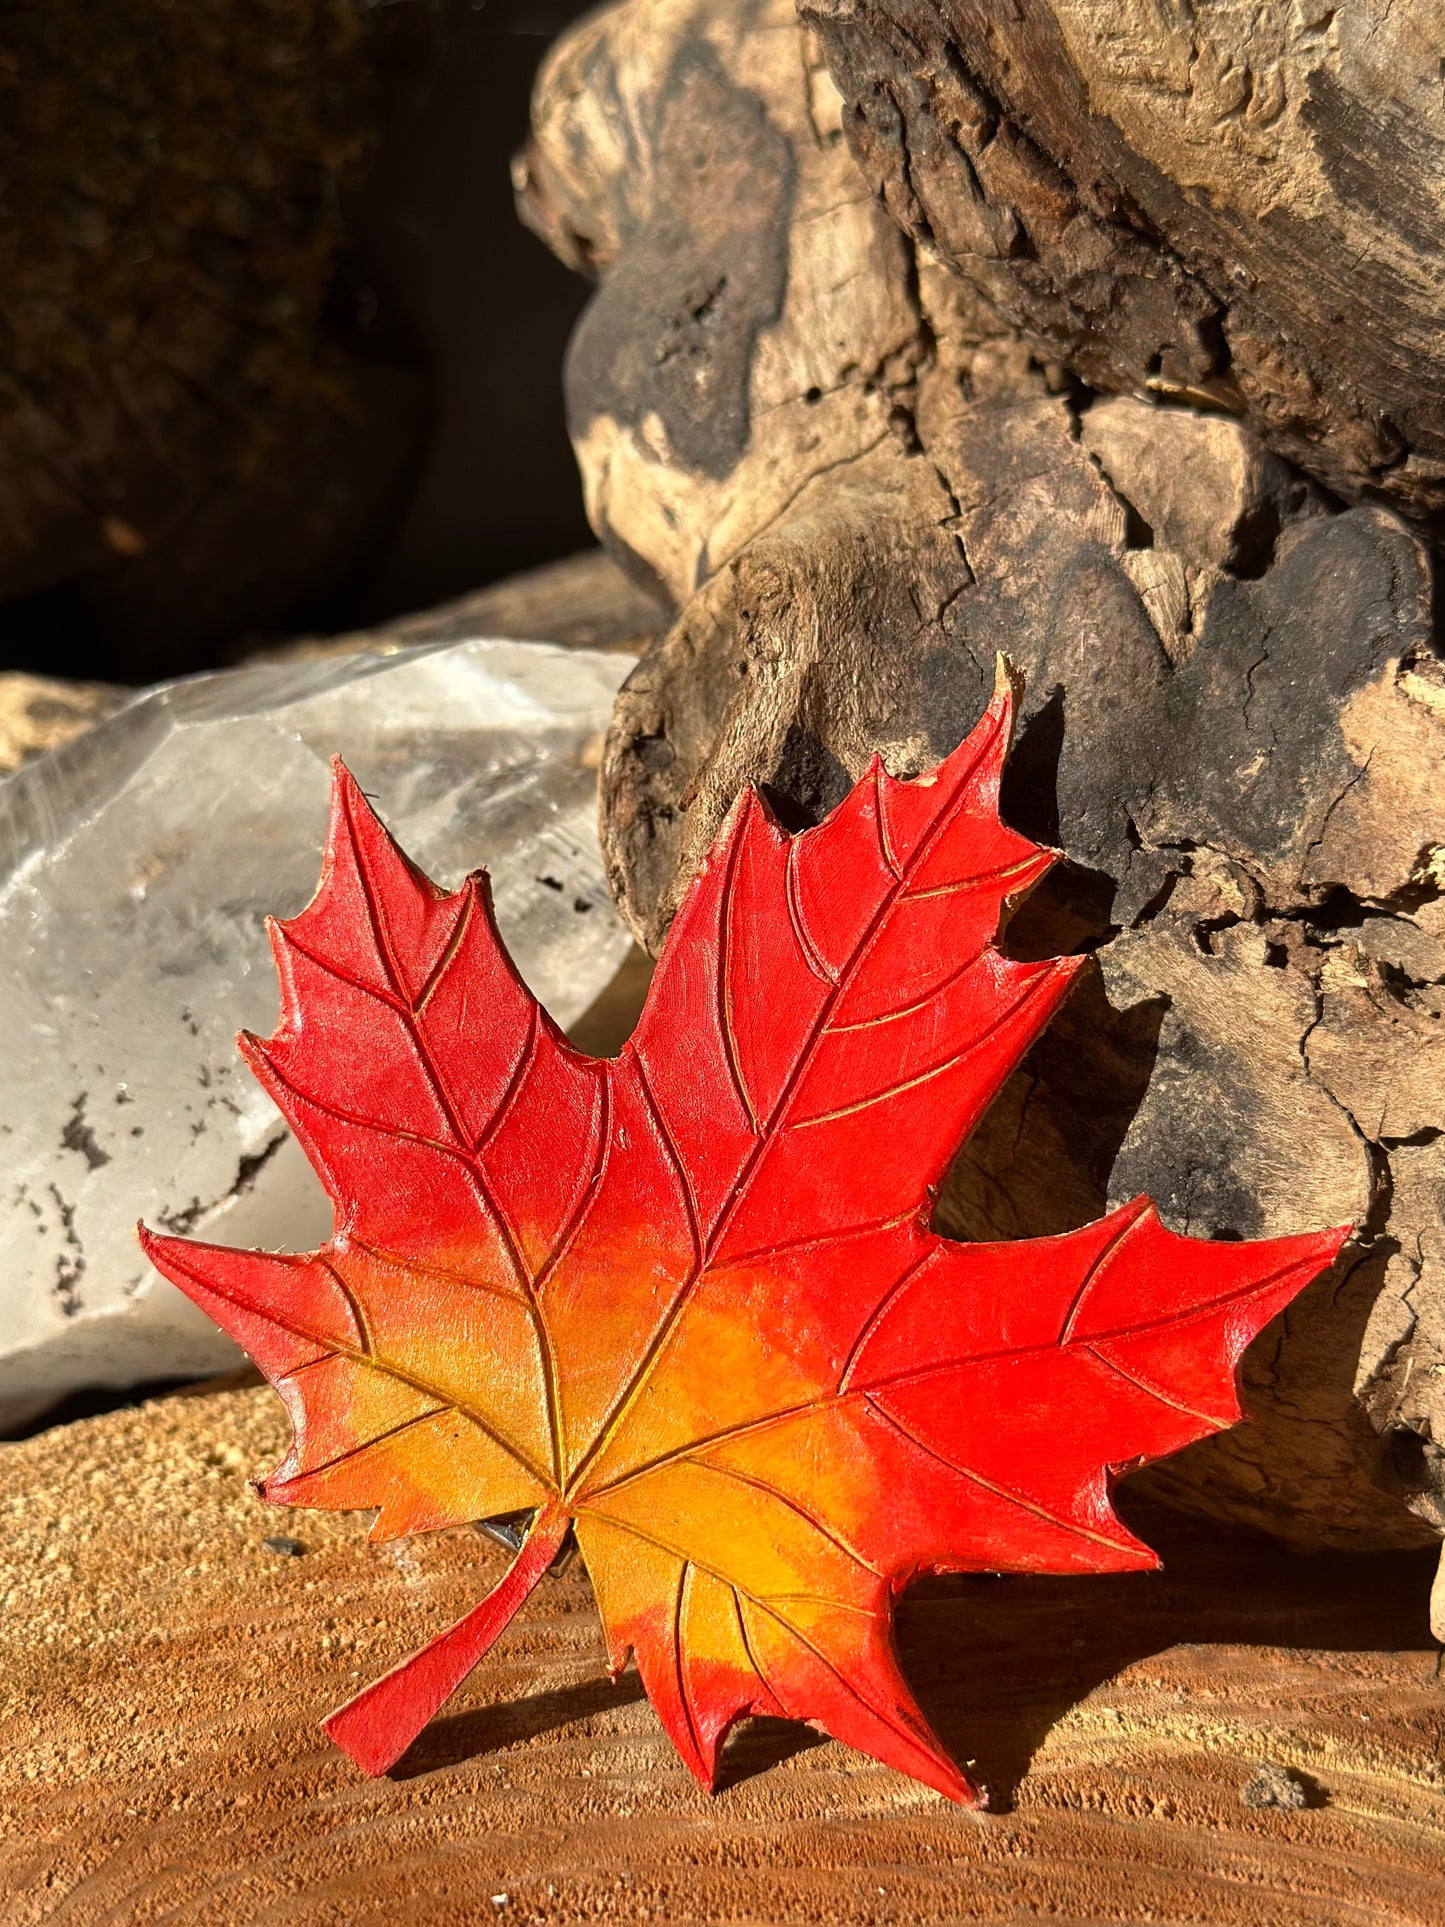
[
  {"x1": 1084, "y1": 1342, "x2": 1224, "y2": 1428},
  {"x1": 791, "y1": 964, "x2": 1070, "y2": 1128},
  {"x1": 823, "y1": 939, "x2": 990, "y2": 1035},
  {"x1": 785, "y1": 835, "x2": 836, "y2": 984},
  {"x1": 718, "y1": 814, "x2": 760, "y2": 1136},
  {"x1": 415, "y1": 883, "x2": 475, "y2": 1014},
  {"x1": 674, "y1": 1563, "x2": 703, "y2": 1771},
  {"x1": 709, "y1": 1205, "x2": 917, "y2": 1276},
  {"x1": 158, "y1": 1247, "x2": 552, "y2": 1486},
  {"x1": 564, "y1": 709, "x2": 1008, "y2": 1489},
  {"x1": 863, "y1": 1393, "x2": 1129, "y2": 1555},
  {"x1": 689, "y1": 1457, "x2": 882, "y2": 1579},
  {"x1": 535, "y1": 1067, "x2": 612, "y2": 1295}
]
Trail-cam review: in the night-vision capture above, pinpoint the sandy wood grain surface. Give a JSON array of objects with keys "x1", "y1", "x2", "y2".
[{"x1": 3, "y1": 1382, "x2": 1443, "y2": 1925}]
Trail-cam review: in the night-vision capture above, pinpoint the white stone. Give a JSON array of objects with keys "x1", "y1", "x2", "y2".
[{"x1": 0, "y1": 638, "x2": 633, "y2": 1428}]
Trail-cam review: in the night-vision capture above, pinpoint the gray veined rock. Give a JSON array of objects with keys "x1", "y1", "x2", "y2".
[{"x1": 0, "y1": 638, "x2": 634, "y2": 1431}]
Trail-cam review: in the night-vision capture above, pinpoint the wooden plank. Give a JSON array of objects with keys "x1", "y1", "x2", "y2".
[{"x1": 3, "y1": 1382, "x2": 1442, "y2": 1925}]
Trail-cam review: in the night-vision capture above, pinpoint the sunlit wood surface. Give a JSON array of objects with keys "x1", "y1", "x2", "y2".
[{"x1": 3, "y1": 1383, "x2": 1442, "y2": 1925}]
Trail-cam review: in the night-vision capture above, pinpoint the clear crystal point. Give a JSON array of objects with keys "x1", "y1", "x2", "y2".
[{"x1": 0, "y1": 638, "x2": 633, "y2": 1427}]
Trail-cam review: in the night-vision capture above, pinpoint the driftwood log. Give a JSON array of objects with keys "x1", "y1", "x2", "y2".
[
  {"x1": 804, "y1": 0, "x2": 1445, "y2": 538},
  {"x1": 517, "y1": 0, "x2": 1445, "y2": 1576}
]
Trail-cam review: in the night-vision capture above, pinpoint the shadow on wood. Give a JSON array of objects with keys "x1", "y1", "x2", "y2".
[
  {"x1": 387, "y1": 1670, "x2": 649, "y2": 1780},
  {"x1": 717, "y1": 1715, "x2": 829, "y2": 1791},
  {"x1": 897, "y1": 1528, "x2": 1439, "y2": 1811}
]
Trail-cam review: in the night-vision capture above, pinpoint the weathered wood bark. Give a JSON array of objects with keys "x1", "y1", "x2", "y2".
[
  {"x1": 802, "y1": 0, "x2": 1445, "y2": 539},
  {"x1": 0, "y1": 674, "x2": 124, "y2": 780},
  {"x1": 518, "y1": 0, "x2": 1445, "y2": 1562},
  {"x1": 3, "y1": 1383, "x2": 1442, "y2": 1924},
  {"x1": 0, "y1": 0, "x2": 434, "y2": 674}
]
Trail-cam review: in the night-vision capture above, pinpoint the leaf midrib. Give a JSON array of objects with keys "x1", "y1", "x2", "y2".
[
  {"x1": 566, "y1": 727, "x2": 1011, "y2": 1492},
  {"x1": 576, "y1": 1231, "x2": 1304, "y2": 1506},
  {"x1": 336, "y1": 786, "x2": 569, "y2": 1484}
]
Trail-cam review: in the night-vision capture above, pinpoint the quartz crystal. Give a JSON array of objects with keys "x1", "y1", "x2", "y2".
[{"x1": 0, "y1": 639, "x2": 633, "y2": 1429}]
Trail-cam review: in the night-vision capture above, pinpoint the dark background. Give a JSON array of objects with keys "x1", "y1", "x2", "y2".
[
  {"x1": 350, "y1": 0, "x2": 595, "y2": 621},
  {"x1": 0, "y1": 0, "x2": 599, "y2": 685}
]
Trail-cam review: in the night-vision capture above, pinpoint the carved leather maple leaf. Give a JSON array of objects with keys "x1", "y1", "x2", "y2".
[{"x1": 141, "y1": 671, "x2": 1347, "y2": 1803}]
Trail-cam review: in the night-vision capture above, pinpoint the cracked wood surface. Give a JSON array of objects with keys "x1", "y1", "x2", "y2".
[
  {"x1": 802, "y1": 0, "x2": 1445, "y2": 538},
  {"x1": 4, "y1": 1383, "x2": 1444, "y2": 1925},
  {"x1": 519, "y1": 0, "x2": 1445, "y2": 1557}
]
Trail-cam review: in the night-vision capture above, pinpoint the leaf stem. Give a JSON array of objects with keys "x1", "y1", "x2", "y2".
[{"x1": 322, "y1": 1497, "x2": 570, "y2": 1776}]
